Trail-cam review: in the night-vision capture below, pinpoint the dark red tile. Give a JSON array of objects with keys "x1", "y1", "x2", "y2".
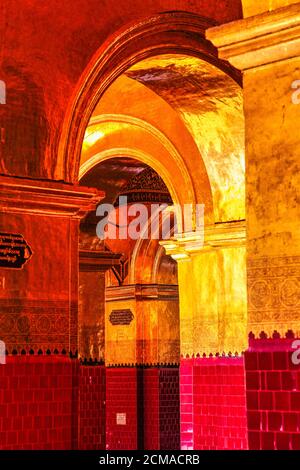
[
  {"x1": 291, "y1": 392, "x2": 300, "y2": 411},
  {"x1": 259, "y1": 391, "x2": 273, "y2": 410},
  {"x1": 247, "y1": 411, "x2": 260, "y2": 430},
  {"x1": 291, "y1": 433, "x2": 300, "y2": 450},
  {"x1": 276, "y1": 432, "x2": 291, "y2": 450},
  {"x1": 248, "y1": 431, "x2": 260, "y2": 450},
  {"x1": 266, "y1": 372, "x2": 281, "y2": 390},
  {"x1": 261, "y1": 411, "x2": 268, "y2": 431},
  {"x1": 244, "y1": 352, "x2": 258, "y2": 371},
  {"x1": 283, "y1": 413, "x2": 298, "y2": 432},
  {"x1": 258, "y1": 352, "x2": 273, "y2": 371},
  {"x1": 274, "y1": 392, "x2": 290, "y2": 411},
  {"x1": 246, "y1": 372, "x2": 260, "y2": 390},
  {"x1": 261, "y1": 432, "x2": 275, "y2": 450},
  {"x1": 288, "y1": 352, "x2": 300, "y2": 370},
  {"x1": 281, "y1": 371, "x2": 296, "y2": 390},
  {"x1": 268, "y1": 412, "x2": 282, "y2": 431},
  {"x1": 246, "y1": 391, "x2": 259, "y2": 410},
  {"x1": 273, "y1": 352, "x2": 288, "y2": 370}
]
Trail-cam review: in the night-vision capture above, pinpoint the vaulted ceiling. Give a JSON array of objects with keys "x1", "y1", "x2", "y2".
[{"x1": 80, "y1": 54, "x2": 245, "y2": 223}]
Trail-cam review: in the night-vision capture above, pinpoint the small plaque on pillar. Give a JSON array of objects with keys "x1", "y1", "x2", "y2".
[
  {"x1": 109, "y1": 309, "x2": 134, "y2": 325},
  {"x1": 0, "y1": 232, "x2": 32, "y2": 269},
  {"x1": 116, "y1": 413, "x2": 126, "y2": 425}
]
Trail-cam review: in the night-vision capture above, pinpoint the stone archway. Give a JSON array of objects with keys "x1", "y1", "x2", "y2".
[
  {"x1": 65, "y1": 10, "x2": 247, "y2": 451},
  {"x1": 58, "y1": 11, "x2": 241, "y2": 183}
]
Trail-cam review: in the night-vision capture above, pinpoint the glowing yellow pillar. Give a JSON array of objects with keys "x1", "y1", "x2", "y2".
[
  {"x1": 105, "y1": 284, "x2": 179, "y2": 365},
  {"x1": 162, "y1": 222, "x2": 247, "y2": 356},
  {"x1": 207, "y1": 4, "x2": 300, "y2": 337}
]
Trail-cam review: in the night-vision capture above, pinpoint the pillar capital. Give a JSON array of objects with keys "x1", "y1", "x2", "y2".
[
  {"x1": 105, "y1": 283, "x2": 178, "y2": 301},
  {"x1": 0, "y1": 175, "x2": 104, "y2": 218},
  {"x1": 160, "y1": 221, "x2": 246, "y2": 260},
  {"x1": 206, "y1": 3, "x2": 300, "y2": 70},
  {"x1": 160, "y1": 231, "x2": 204, "y2": 260},
  {"x1": 79, "y1": 250, "x2": 122, "y2": 272}
]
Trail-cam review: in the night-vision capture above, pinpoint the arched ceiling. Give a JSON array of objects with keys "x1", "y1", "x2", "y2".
[
  {"x1": 80, "y1": 157, "x2": 147, "y2": 206},
  {"x1": 125, "y1": 55, "x2": 245, "y2": 222},
  {"x1": 80, "y1": 53, "x2": 245, "y2": 223},
  {"x1": 80, "y1": 157, "x2": 176, "y2": 287}
]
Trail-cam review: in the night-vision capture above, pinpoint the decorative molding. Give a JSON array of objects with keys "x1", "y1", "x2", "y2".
[
  {"x1": 0, "y1": 298, "x2": 71, "y2": 354},
  {"x1": 180, "y1": 353, "x2": 244, "y2": 360},
  {"x1": 115, "y1": 166, "x2": 172, "y2": 205},
  {"x1": 0, "y1": 175, "x2": 104, "y2": 218},
  {"x1": 106, "y1": 283, "x2": 178, "y2": 301},
  {"x1": 161, "y1": 221, "x2": 246, "y2": 260},
  {"x1": 247, "y1": 255, "x2": 300, "y2": 337},
  {"x1": 206, "y1": 3, "x2": 300, "y2": 70},
  {"x1": 123, "y1": 166, "x2": 169, "y2": 193},
  {"x1": 248, "y1": 334, "x2": 299, "y2": 352},
  {"x1": 160, "y1": 232, "x2": 204, "y2": 260},
  {"x1": 205, "y1": 220, "x2": 246, "y2": 247},
  {"x1": 4, "y1": 349, "x2": 77, "y2": 357},
  {"x1": 79, "y1": 249, "x2": 122, "y2": 272},
  {"x1": 106, "y1": 362, "x2": 180, "y2": 368}
]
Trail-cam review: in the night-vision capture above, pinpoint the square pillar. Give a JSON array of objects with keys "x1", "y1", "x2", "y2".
[
  {"x1": 0, "y1": 176, "x2": 103, "y2": 449},
  {"x1": 207, "y1": 3, "x2": 300, "y2": 449},
  {"x1": 105, "y1": 284, "x2": 180, "y2": 450},
  {"x1": 162, "y1": 224, "x2": 248, "y2": 449}
]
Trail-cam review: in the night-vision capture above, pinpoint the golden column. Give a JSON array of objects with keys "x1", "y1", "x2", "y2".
[
  {"x1": 207, "y1": 3, "x2": 300, "y2": 338},
  {"x1": 161, "y1": 221, "x2": 247, "y2": 356}
]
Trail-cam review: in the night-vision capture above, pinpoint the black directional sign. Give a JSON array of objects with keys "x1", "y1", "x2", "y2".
[{"x1": 0, "y1": 232, "x2": 32, "y2": 269}]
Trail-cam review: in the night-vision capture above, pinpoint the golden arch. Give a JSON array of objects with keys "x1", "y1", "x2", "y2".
[
  {"x1": 80, "y1": 147, "x2": 189, "y2": 234},
  {"x1": 80, "y1": 113, "x2": 198, "y2": 206},
  {"x1": 58, "y1": 11, "x2": 241, "y2": 183}
]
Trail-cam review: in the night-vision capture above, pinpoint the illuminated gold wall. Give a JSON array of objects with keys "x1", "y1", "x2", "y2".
[
  {"x1": 83, "y1": 56, "x2": 245, "y2": 224},
  {"x1": 245, "y1": 58, "x2": 300, "y2": 337},
  {"x1": 207, "y1": 2, "x2": 300, "y2": 338},
  {"x1": 80, "y1": 53, "x2": 247, "y2": 361},
  {"x1": 79, "y1": 271, "x2": 105, "y2": 361},
  {"x1": 171, "y1": 230, "x2": 247, "y2": 356},
  {"x1": 105, "y1": 286, "x2": 179, "y2": 365},
  {"x1": 242, "y1": 0, "x2": 299, "y2": 17},
  {"x1": 105, "y1": 296, "x2": 137, "y2": 365}
]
